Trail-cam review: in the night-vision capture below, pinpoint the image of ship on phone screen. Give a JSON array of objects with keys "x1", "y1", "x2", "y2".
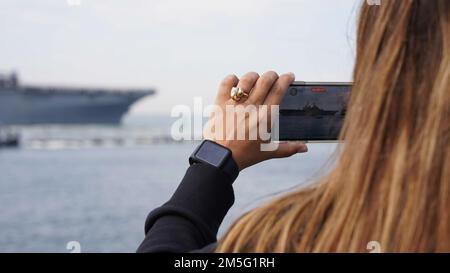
[{"x1": 278, "y1": 83, "x2": 351, "y2": 141}]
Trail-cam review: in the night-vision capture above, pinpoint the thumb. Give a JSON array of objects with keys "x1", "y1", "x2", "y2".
[{"x1": 271, "y1": 142, "x2": 308, "y2": 159}]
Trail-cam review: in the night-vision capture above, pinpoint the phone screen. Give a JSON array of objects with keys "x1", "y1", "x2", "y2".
[{"x1": 277, "y1": 83, "x2": 351, "y2": 141}]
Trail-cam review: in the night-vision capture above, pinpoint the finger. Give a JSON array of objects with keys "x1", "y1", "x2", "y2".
[
  {"x1": 263, "y1": 73, "x2": 296, "y2": 127},
  {"x1": 270, "y1": 142, "x2": 308, "y2": 159},
  {"x1": 235, "y1": 72, "x2": 260, "y2": 102},
  {"x1": 264, "y1": 72, "x2": 295, "y2": 106},
  {"x1": 248, "y1": 71, "x2": 279, "y2": 104},
  {"x1": 216, "y1": 74, "x2": 239, "y2": 104}
]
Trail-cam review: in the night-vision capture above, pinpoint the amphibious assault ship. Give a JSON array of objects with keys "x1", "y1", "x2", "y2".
[
  {"x1": 0, "y1": 73, "x2": 155, "y2": 125},
  {"x1": 280, "y1": 102, "x2": 339, "y2": 117}
]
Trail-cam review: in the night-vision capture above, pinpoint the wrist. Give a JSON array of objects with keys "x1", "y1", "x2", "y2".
[
  {"x1": 190, "y1": 140, "x2": 240, "y2": 182},
  {"x1": 210, "y1": 140, "x2": 243, "y2": 171}
]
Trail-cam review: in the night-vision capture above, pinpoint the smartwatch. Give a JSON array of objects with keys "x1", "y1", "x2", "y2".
[{"x1": 189, "y1": 140, "x2": 239, "y2": 182}]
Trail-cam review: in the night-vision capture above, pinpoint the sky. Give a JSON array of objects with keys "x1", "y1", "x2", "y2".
[{"x1": 0, "y1": 0, "x2": 360, "y2": 115}]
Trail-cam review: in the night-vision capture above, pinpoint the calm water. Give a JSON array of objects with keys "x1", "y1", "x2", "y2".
[{"x1": 0, "y1": 131, "x2": 337, "y2": 252}]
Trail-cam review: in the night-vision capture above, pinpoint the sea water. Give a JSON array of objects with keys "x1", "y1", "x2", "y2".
[{"x1": 0, "y1": 124, "x2": 337, "y2": 252}]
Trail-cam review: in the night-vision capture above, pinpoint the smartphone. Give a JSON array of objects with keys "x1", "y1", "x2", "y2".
[{"x1": 277, "y1": 82, "x2": 352, "y2": 142}]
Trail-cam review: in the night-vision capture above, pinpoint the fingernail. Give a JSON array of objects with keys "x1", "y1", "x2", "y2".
[
  {"x1": 288, "y1": 72, "x2": 296, "y2": 79},
  {"x1": 297, "y1": 145, "x2": 308, "y2": 153}
]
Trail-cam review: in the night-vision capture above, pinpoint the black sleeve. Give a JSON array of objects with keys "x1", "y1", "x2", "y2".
[{"x1": 136, "y1": 162, "x2": 236, "y2": 253}]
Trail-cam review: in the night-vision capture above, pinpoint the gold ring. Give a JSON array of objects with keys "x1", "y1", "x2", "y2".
[{"x1": 231, "y1": 87, "x2": 249, "y2": 102}]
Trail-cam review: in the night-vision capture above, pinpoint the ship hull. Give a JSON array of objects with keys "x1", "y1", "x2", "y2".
[
  {"x1": 0, "y1": 89, "x2": 148, "y2": 125},
  {"x1": 280, "y1": 109, "x2": 339, "y2": 117}
]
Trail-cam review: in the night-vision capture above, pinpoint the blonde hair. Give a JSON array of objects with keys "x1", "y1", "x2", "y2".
[{"x1": 217, "y1": 0, "x2": 450, "y2": 253}]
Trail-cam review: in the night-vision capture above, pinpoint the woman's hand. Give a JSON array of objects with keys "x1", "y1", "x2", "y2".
[{"x1": 204, "y1": 71, "x2": 308, "y2": 171}]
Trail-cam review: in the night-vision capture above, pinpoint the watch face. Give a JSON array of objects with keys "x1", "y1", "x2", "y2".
[{"x1": 195, "y1": 141, "x2": 229, "y2": 167}]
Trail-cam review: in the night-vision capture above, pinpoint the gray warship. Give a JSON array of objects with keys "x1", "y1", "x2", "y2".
[{"x1": 0, "y1": 73, "x2": 155, "y2": 125}]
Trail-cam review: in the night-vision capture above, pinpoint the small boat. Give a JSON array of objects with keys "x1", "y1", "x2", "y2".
[{"x1": 0, "y1": 130, "x2": 20, "y2": 148}]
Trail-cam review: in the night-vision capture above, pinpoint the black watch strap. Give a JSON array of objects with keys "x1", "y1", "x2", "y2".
[{"x1": 220, "y1": 151, "x2": 239, "y2": 182}]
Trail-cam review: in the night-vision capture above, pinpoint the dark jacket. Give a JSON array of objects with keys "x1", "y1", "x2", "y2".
[{"x1": 136, "y1": 163, "x2": 236, "y2": 253}]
